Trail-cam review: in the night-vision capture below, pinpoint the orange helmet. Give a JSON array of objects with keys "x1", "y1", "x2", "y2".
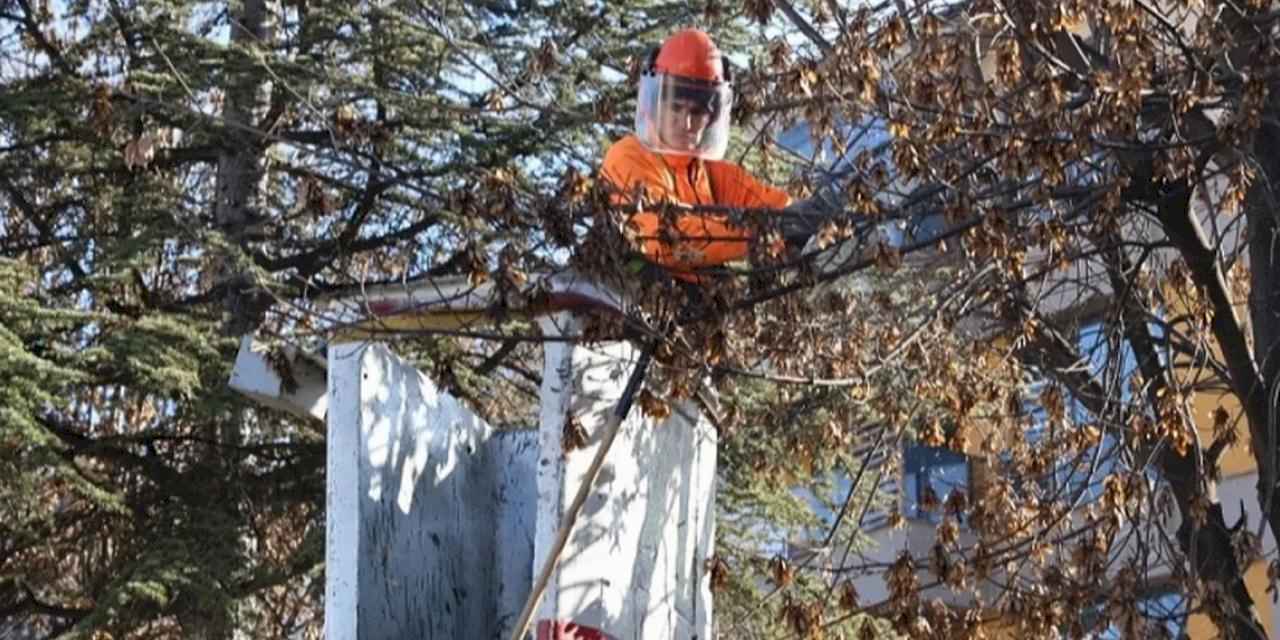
[
  {"x1": 635, "y1": 29, "x2": 734, "y2": 160},
  {"x1": 651, "y1": 29, "x2": 729, "y2": 83}
]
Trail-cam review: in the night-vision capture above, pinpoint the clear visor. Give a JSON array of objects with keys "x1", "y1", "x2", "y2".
[{"x1": 635, "y1": 73, "x2": 733, "y2": 161}]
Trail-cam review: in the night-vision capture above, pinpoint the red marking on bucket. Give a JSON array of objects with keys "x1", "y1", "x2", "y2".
[
  {"x1": 536, "y1": 619, "x2": 616, "y2": 640},
  {"x1": 366, "y1": 301, "x2": 402, "y2": 316}
]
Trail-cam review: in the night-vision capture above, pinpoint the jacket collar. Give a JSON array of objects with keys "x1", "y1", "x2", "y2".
[{"x1": 658, "y1": 152, "x2": 697, "y2": 169}]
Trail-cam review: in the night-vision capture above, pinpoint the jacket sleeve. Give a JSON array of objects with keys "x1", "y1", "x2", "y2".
[
  {"x1": 705, "y1": 161, "x2": 793, "y2": 210},
  {"x1": 600, "y1": 141, "x2": 780, "y2": 270}
]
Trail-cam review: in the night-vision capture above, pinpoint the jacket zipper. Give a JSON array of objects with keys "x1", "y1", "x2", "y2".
[{"x1": 687, "y1": 162, "x2": 702, "y2": 205}]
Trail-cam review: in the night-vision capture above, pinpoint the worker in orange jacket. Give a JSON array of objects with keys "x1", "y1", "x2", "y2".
[{"x1": 601, "y1": 29, "x2": 796, "y2": 278}]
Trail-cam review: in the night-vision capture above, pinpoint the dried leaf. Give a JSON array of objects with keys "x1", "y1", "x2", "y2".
[
  {"x1": 744, "y1": 0, "x2": 774, "y2": 25},
  {"x1": 704, "y1": 555, "x2": 730, "y2": 593},
  {"x1": 637, "y1": 388, "x2": 671, "y2": 421},
  {"x1": 838, "y1": 580, "x2": 860, "y2": 610},
  {"x1": 874, "y1": 241, "x2": 901, "y2": 271},
  {"x1": 769, "y1": 555, "x2": 794, "y2": 588},
  {"x1": 91, "y1": 83, "x2": 113, "y2": 136},
  {"x1": 562, "y1": 415, "x2": 588, "y2": 455},
  {"x1": 123, "y1": 133, "x2": 156, "y2": 171}
]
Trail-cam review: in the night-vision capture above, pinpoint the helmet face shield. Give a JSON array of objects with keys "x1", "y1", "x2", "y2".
[{"x1": 635, "y1": 73, "x2": 733, "y2": 160}]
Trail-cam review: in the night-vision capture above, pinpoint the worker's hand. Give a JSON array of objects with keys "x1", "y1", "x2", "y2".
[{"x1": 779, "y1": 197, "x2": 834, "y2": 245}]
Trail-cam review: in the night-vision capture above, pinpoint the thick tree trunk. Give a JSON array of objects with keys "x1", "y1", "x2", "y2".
[
  {"x1": 1248, "y1": 88, "x2": 1280, "y2": 572},
  {"x1": 1154, "y1": 179, "x2": 1280, "y2": 636},
  {"x1": 1107, "y1": 194, "x2": 1268, "y2": 639},
  {"x1": 1013, "y1": 217, "x2": 1268, "y2": 638},
  {"x1": 215, "y1": 0, "x2": 275, "y2": 336},
  {"x1": 197, "y1": 2, "x2": 277, "y2": 638}
]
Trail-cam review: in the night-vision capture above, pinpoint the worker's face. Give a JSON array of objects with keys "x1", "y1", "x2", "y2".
[
  {"x1": 660, "y1": 98, "x2": 713, "y2": 151},
  {"x1": 636, "y1": 73, "x2": 732, "y2": 159}
]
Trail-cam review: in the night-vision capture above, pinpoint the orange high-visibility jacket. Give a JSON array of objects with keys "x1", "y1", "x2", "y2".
[{"x1": 600, "y1": 134, "x2": 791, "y2": 273}]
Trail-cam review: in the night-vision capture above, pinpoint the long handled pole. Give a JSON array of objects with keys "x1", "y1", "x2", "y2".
[{"x1": 508, "y1": 338, "x2": 659, "y2": 640}]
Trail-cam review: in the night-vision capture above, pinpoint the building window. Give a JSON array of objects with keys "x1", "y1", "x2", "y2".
[
  {"x1": 1084, "y1": 588, "x2": 1188, "y2": 639},
  {"x1": 903, "y1": 444, "x2": 968, "y2": 522}
]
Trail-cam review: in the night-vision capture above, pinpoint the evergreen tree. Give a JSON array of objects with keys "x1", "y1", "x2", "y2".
[{"x1": 0, "y1": 1, "x2": 832, "y2": 637}]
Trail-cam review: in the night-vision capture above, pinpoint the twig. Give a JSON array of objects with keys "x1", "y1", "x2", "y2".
[{"x1": 776, "y1": 0, "x2": 833, "y2": 54}]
